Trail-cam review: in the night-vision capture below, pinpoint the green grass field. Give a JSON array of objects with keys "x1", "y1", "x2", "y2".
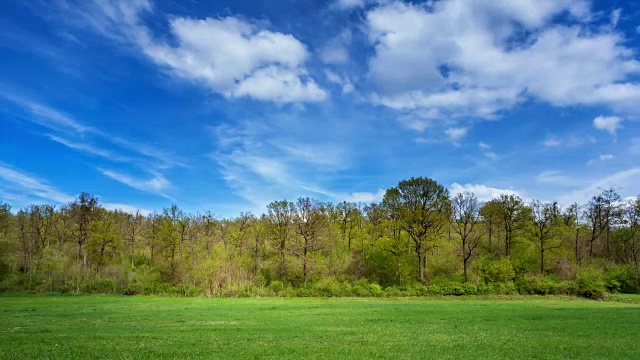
[{"x1": 1, "y1": 295, "x2": 639, "y2": 359}]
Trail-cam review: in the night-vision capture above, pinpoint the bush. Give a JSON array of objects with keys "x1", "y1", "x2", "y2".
[
  {"x1": 269, "y1": 280, "x2": 284, "y2": 295},
  {"x1": 82, "y1": 277, "x2": 116, "y2": 294},
  {"x1": 575, "y1": 267, "x2": 607, "y2": 299},
  {"x1": 442, "y1": 282, "x2": 465, "y2": 296},
  {"x1": 368, "y1": 283, "x2": 383, "y2": 297},
  {"x1": 477, "y1": 257, "x2": 516, "y2": 283},
  {"x1": 604, "y1": 265, "x2": 640, "y2": 294},
  {"x1": 383, "y1": 286, "x2": 403, "y2": 297}
]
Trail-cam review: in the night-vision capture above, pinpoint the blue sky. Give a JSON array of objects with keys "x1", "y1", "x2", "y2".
[{"x1": 1, "y1": 0, "x2": 639, "y2": 217}]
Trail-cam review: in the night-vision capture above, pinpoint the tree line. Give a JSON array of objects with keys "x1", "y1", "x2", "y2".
[{"x1": 0, "y1": 177, "x2": 638, "y2": 297}]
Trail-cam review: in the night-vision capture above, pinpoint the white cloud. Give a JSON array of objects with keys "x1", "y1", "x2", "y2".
[
  {"x1": 319, "y1": 30, "x2": 352, "y2": 65},
  {"x1": 0, "y1": 164, "x2": 74, "y2": 204},
  {"x1": 449, "y1": 183, "x2": 522, "y2": 202},
  {"x1": 2, "y1": 94, "x2": 91, "y2": 134},
  {"x1": 344, "y1": 189, "x2": 385, "y2": 203},
  {"x1": 558, "y1": 168, "x2": 640, "y2": 205},
  {"x1": 478, "y1": 142, "x2": 497, "y2": 159},
  {"x1": 536, "y1": 170, "x2": 572, "y2": 185},
  {"x1": 365, "y1": 0, "x2": 640, "y2": 119},
  {"x1": 98, "y1": 168, "x2": 172, "y2": 198},
  {"x1": 73, "y1": 1, "x2": 326, "y2": 104},
  {"x1": 103, "y1": 203, "x2": 152, "y2": 216},
  {"x1": 542, "y1": 136, "x2": 562, "y2": 147},
  {"x1": 610, "y1": 8, "x2": 622, "y2": 28},
  {"x1": 593, "y1": 115, "x2": 623, "y2": 135},
  {"x1": 587, "y1": 154, "x2": 615, "y2": 166},
  {"x1": 3, "y1": 95, "x2": 186, "y2": 169},
  {"x1": 543, "y1": 134, "x2": 596, "y2": 148},
  {"x1": 444, "y1": 127, "x2": 468, "y2": 142},
  {"x1": 211, "y1": 121, "x2": 350, "y2": 211},
  {"x1": 47, "y1": 134, "x2": 132, "y2": 162}
]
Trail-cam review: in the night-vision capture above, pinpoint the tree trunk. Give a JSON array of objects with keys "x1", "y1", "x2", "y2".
[{"x1": 463, "y1": 257, "x2": 468, "y2": 283}]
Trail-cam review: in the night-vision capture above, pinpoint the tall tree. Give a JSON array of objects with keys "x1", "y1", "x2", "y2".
[
  {"x1": 451, "y1": 192, "x2": 483, "y2": 282},
  {"x1": 495, "y1": 194, "x2": 529, "y2": 257},
  {"x1": 337, "y1": 201, "x2": 358, "y2": 250},
  {"x1": 383, "y1": 177, "x2": 450, "y2": 283},
  {"x1": 293, "y1": 197, "x2": 327, "y2": 286},
  {"x1": 68, "y1": 193, "x2": 99, "y2": 267},
  {"x1": 480, "y1": 200, "x2": 500, "y2": 254},
  {"x1": 529, "y1": 201, "x2": 564, "y2": 275},
  {"x1": 266, "y1": 200, "x2": 295, "y2": 280}
]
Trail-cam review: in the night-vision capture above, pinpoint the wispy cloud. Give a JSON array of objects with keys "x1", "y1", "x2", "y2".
[
  {"x1": 543, "y1": 134, "x2": 596, "y2": 148},
  {"x1": 558, "y1": 168, "x2": 640, "y2": 205},
  {"x1": 587, "y1": 154, "x2": 615, "y2": 166},
  {"x1": 2, "y1": 94, "x2": 186, "y2": 170},
  {"x1": 478, "y1": 142, "x2": 498, "y2": 159},
  {"x1": 98, "y1": 168, "x2": 172, "y2": 198},
  {"x1": 0, "y1": 163, "x2": 74, "y2": 204},
  {"x1": 47, "y1": 134, "x2": 131, "y2": 162},
  {"x1": 536, "y1": 170, "x2": 573, "y2": 185}
]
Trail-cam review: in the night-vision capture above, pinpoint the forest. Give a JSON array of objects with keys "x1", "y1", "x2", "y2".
[{"x1": 1, "y1": 177, "x2": 638, "y2": 298}]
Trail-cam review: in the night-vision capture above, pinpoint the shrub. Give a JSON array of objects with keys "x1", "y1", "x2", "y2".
[
  {"x1": 269, "y1": 280, "x2": 284, "y2": 295},
  {"x1": 604, "y1": 265, "x2": 639, "y2": 294},
  {"x1": 575, "y1": 267, "x2": 607, "y2": 299},
  {"x1": 477, "y1": 257, "x2": 516, "y2": 283},
  {"x1": 82, "y1": 277, "x2": 116, "y2": 294},
  {"x1": 368, "y1": 283, "x2": 383, "y2": 297},
  {"x1": 442, "y1": 282, "x2": 465, "y2": 296},
  {"x1": 383, "y1": 286, "x2": 403, "y2": 297}
]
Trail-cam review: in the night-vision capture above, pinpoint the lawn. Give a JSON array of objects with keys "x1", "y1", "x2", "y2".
[{"x1": 1, "y1": 295, "x2": 639, "y2": 359}]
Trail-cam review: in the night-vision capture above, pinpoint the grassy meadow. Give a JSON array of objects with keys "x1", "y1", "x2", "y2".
[{"x1": 1, "y1": 295, "x2": 639, "y2": 359}]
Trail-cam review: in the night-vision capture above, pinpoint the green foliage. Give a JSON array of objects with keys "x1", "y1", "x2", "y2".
[
  {"x1": 477, "y1": 257, "x2": 516, "y2": 283},
  {"x1": 575, "y1": 267, "x2": 607, "y2": 299},
  {"x1": 603, "y1": 265, "x2": 640, "y2": 294}
]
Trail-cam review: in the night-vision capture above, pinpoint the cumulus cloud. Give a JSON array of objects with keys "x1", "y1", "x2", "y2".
[
  {"x1": 365, "y1": 0, "x2": 640, "y2": 120},
  {"x1": 593, "y1": 116, "x2": 623, "y2": 135},
  {"x1": 449, "y1": 183, "x2": 522, "y2": 202},
  {"x1": 69, "y1": 0, "x2": 326, "y2": 104},
  {"x1": 144, "y1": 17, "x2": 326, "y2": 103}
]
